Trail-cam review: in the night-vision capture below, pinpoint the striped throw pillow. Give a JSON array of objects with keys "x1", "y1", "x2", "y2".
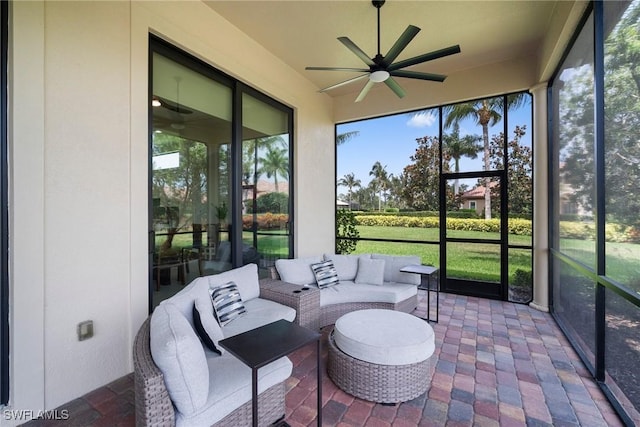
[
  {"x1": 210, "y1": 281, "x2": 246, "y2": 326},
  {"x1": 310, "y1": 260, "x2": 340, "y2": 289}
]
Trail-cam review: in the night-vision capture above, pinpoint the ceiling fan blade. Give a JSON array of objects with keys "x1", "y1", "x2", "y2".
[
  {"x1": 384, "y1": 77, "x2": 406, "y2": 99},
  {"x1": 319, "y1": 74, "x2": 369, "y2": 93},
  {"x1": 155, "y1": 96, "x2": 193, "y2": 114},
  {"x1": 355, "y1": 80, "x2": 375, "y2": 103},
  {"x1": 338, "y1": 37, "x2": 375, "y2": 66},
  {"x1": 306, "y1": 66, "x2": 370, "y2": 72},
  {"x1": 388, "y1": 45, "x2": 461, "y2": 71},
  {"x1": 383, "y1": 25, "x2": 421, "y2": 66},
  {"x1": 390, "y1": 70, "x2": 447, "y2": 82}
]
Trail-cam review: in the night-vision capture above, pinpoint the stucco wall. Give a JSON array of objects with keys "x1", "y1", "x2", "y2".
[{"x1": 9, "y1": 0, "x2": 334, "y2": 418}]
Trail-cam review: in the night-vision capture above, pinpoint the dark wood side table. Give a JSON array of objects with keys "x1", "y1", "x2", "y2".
[
  {"x1": 218, "y1": 319, "x2": 322, "y2": 427},
  {"x1": 400, "y1": 264, "x2": 439, "y2": 322}
]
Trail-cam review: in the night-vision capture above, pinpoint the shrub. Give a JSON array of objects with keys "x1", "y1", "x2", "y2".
[
  {"x1": 336, "y1": 210, "x2": 359, "y2": 254},
  {"x1": 246, "y1": 192, "x2": 289, "y2": 214},
  {"x1": 353, "y1": 214, "x2": 535, "y2": 236},
  {"x1": 512, "y1": 269, "x2": 533, "y2": 287},
  {"x1": 242, "y1": 213, "x2": 288, "y2": 230}
]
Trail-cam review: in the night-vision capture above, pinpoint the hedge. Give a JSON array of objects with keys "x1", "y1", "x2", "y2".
[
  {"x1": 353, "y1": 214, "x2": 640, "y2": 242},
  {"x1": 354, "y1": 215, "x2": 531, "y2": 235},
  {"x1": 242, "y1": 213, "x2": 288, "y2": 230}
]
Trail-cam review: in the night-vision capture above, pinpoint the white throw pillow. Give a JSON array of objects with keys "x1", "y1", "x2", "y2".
[
  {"x1": 371, "y1": 254, "x2": 421, "y2": 284},
  {"x1": 354, "y1": 257, "x2": 385, "y2": 286},
  {"x1": 150, "y1": 303, "x2": 209, "y2": 416}
]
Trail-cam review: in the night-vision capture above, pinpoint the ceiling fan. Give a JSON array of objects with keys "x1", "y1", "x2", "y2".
[{"x1": 306, "y1": 0, "x2": 460, "y2": 102}]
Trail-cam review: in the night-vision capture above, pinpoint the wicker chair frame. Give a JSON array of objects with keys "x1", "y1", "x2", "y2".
[{"x1": 133, "y1": 317, "x2": 286, "y2": 427}]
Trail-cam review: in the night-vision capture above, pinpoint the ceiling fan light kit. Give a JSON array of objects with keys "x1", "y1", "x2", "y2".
[
  {"x1": 369, "y1": 70, "x2": 390, "y2": 83},
  {"x1": 305, "y1": 0, "x2": 460, "y2": 102}
]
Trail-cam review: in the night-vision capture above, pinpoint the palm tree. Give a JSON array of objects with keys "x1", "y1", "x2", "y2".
[
  {"x1": 337, "y1": 130, "x2": 360, "y2": 145},
  {"x1": 443, "y1": 123, "x2": 482, "y2": 195},
  {"x1": 443, "y1": 94, "x2": 527, "y2": 219},
  {"x1": 337, "y1": 173, "x2": 361, "y2": 210},
  {"x1": 369, "y1": 161, "x2": 389, "y2": 211},
  {"x1": 387, "y1": 173, "x2": 405, "y2": 209},
  {"x1": 259, "y1": 146, "x2": 288, "y2": 192},
  {"x1": 243, "y1": 136, "x2": 285, "y2": 187}
]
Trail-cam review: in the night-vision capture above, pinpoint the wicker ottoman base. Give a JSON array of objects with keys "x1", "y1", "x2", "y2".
[{"x1": 327, "y1": 331, "x2": 431, "y2": 403}]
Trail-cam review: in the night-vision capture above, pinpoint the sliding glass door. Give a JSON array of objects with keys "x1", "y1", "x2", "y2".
[
  {"x1": 149, "y1": 38, "x2": 293, "y2": 306},
  {"x1": 241, "y1": 91, "x2": 292, "y2": 270}
]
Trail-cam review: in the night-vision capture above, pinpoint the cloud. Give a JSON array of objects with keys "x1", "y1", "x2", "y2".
[{"x1": 406, "y1": 111, "x2": 436, "y2": 128}]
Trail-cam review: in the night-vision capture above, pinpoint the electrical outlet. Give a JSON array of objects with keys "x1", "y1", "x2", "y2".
[{"x1": 77, "y1": 320, "x2": 94, "y2": 341}]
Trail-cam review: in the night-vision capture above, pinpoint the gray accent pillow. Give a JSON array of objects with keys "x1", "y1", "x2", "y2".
[
  {"x1": 354, "y1": 257, "x2": 385, "y2": 286},
  {"x1": 310, "y1": 260, "x2": 340, "y2": 288},
  {"x1": 210, "y1": 281, "x2": 247, "y2": 326}
]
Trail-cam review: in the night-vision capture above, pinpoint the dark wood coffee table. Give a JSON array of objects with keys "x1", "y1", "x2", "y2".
[{"x1": 219, "y1": 319, "x2": 322, "y2": 427}]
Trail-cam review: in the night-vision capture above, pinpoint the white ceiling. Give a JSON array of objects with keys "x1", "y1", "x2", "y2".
[{"x1": 206, "y1": 0, "x2": 575, "y2": 99}]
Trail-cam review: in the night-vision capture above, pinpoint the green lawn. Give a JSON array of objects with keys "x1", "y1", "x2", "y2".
[
  {"x1": 351, "y1": 226, "x2": 531, "y2": 283},
  {"x1": 156, "y1": 225, "x2": 639, "y2": 289},
  {"x1": 558, "y1": 238, "x2": 640, "y2": 288}
]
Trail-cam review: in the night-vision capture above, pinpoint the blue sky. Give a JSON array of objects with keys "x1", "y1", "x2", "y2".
[{"x1": 336, "y1": 101, "x2": 532, "y2": 193}]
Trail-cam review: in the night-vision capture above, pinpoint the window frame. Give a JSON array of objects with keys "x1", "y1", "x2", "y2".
[{"x1": 0, "y1": 0, "x2": 9, "y2": 405}]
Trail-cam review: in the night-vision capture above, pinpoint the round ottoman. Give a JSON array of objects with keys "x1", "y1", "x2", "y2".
[{"x1": 327, "y1": 309, "x2": 435, "y2": 403}]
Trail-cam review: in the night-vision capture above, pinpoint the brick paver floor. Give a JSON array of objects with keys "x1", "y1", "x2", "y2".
[{"x1": 22, "y1": 292, "x2": 624, "y2": 426}]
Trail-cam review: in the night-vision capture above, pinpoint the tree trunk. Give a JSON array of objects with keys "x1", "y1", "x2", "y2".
[{"x1": 483, "y1": 125, "x2": 491, "y2": 219}]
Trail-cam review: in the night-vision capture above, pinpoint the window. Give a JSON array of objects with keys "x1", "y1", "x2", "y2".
[
  {"x1": 149, "y1": 37, "x2": 293, "y2": 306},
  {"x1": 0, "y1": 0, "x2": 8, "y2": 404},
  {"x1": 336, "y1": 92, "x2": 532, "y2": 303},
  {"x1": 550, "y1": 2, "x2": 640, "y2": 423}
]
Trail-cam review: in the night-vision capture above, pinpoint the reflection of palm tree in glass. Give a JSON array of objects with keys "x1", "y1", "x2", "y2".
[
  {"x1": 443, "y1": 123, "x2": 482, "y2": 195},
  {"x1": 243, "y1": 136, "x2": 286, "y2": 203},
  {"x1": 259, "y1": 146, "x2": 289, "y2": 193},
  {"x1": 369, "y1": 161, "x2": 389, "y2": 211},
  {"x1": 337, "y1": 173, "x2": 361, "y2": 210},
  {"x1": 443, "y1": 94, "x2": 527, "y2": 219}
]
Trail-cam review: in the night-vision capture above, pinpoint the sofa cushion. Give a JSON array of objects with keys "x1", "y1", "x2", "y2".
[
  {"x1": 310, "y1": 260, "x2": 340, "y2": 289},
  {"x1": 371, "y1": 254, "x2": 421, "y2": 285},
  {"x1": 354, "y1": 257, "x2": 385, "y2": 285},
  {"x1": 208, "y1": 263, "x2": 260, "y2": 301},
  {"x1": 175, "y1": 353, "x2": 292, "y2": 427},
  {"x1": 222, "y1": 298, "x2": 297, "y2": 338},
  {"x1": 319, "y1": 281, "x2": 417, "y2": 307},
  {"x1": 275, "y1": 256, "x2": 323, "y2": 286},
  {"x1": 334, "y1": 309, "x2": 435, "y2": 365},
  {"x1": 150, "y1": 303, "x2": 209, "y2": 416},
  {"x1": 210, "y1": 281, "x2": 246, "y2": 326},
  {"x1": 323, "y1": 253, "x2": 371, "y2": 281},
  {"x1": 162, "y1": 276, "x2": 212, "y2": 325},
  {"x1": 192, "y1": 300, "x2": 224, "y2": 354}
]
